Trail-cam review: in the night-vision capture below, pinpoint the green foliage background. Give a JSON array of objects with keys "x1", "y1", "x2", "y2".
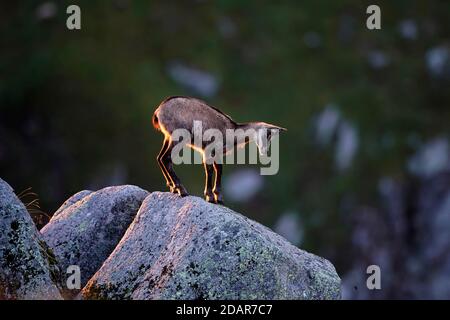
[{"x1": 1, "y1": 0, "x2": 449, "y2": 272}]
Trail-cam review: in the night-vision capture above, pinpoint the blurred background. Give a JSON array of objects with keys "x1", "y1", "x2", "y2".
[{"x1": 1, "y1": 0, "x2": 449, "y2": 299}]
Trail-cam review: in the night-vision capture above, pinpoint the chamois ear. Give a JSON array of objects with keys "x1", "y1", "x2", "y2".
[
  {"x1": 273, "y1": 125, "x2": 287, "y2": 132},
  {"x1": 263, "y1": 123, "x2": 287, "y2": 132}
]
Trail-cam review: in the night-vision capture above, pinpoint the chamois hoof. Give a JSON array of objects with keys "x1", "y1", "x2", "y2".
[
  {"x1": 176, "y1": 186, "x2": 189, "y2": 197},
  {"x1": 214, "y1": 193, "x2": 224, "y2": 205},
  {"x1": 205, "y1": 195, "x2": 216, "y2": 203},
  {"x1": 169, "y1": 186, "x2": 177, "y2": 194}
]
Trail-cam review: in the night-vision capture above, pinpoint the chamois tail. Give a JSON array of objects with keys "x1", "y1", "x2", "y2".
[{"x1": 152, "y1": 112, "x2": 160, "y2": 131}]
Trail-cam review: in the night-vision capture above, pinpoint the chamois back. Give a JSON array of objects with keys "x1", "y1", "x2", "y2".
[{"x1": 153, "y1": 96, "x2": 237, "y2": 136}]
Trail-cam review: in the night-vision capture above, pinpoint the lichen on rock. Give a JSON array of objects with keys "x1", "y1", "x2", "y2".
[
  {"x1": 0, "y1": 178, "x2": 63, "y2": 300},
  {"x1": 82, "y1": 192, "x2": 341, "y2": 300},
  {"x1": 40, "y1": 185, "x2": 149, "y2": 298},
  {"x1": 1, "y1": 178, "x2": 341, "y2": 300}
]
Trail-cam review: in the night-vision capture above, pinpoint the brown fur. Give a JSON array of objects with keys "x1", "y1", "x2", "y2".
[
  {"x1": 153, "y1": 96, "x2": 237, "y2": 137},
  {"x1": 152, "y1": 96, "x2": 286, "y2": 204}
]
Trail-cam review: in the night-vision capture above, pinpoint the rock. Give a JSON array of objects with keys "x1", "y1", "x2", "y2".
[
  {"x1": 425, "y1": 45, "x2": 450, "y2": 79},
  {"x1": 408, "y1": 137, "x2": 449, "y2": 178},
  {"x1": 224, "y1": 169, "x2": 264, "y2": 203},
  {"x1": 0, "y1": 178, "x2": 62, "y2": 300},
  {"x1": 82, "y1": 192, "x2": 341, "y2": 300},
  {"x1": 342, "y1": 172, "x2": 450, "y2": 299},
  {"x1": 398, "y1": 19, "x2": 418, "y2": 40},
  {"x1": 52, "y1": 190, "x2": 92, "y2": 218},
  {"x1": 315, "y1": 104, "x2": 340, "y2": 147},
  {"x1": 367, "y1": 50, "x2": 390, "y2": 69},
  {"x1": 273, "y1": 211, "x2": 303, "y2": 246},
  {"x1": 303, "y1": 31, "x2": 322, "y2": 49},
  {"x1": 41, "y1": 185, "x2": 148, "y2": 297},
  {"x1": 166, "y1": 61, "x2": 219, "y2": 98},
  {"x1": 335, "y1": 120, "x2": 359, "y2": 171},
  {"x1": 35, "y1": 1, "x2": 57, "y2": 20}
]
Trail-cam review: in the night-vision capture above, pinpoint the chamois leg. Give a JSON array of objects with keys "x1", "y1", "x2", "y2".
[
  {"x1": 203, "y1": 162, "x2": 215, "y2": 203},
  {"x1": 213, "y1": 162, "x2": 223, "y2": 204},
  {"x1": 157, "y1": 138, "x2": 175, "y2": 192},
  {"x1": 161, "y1": 141, "x2": 188, "y2": 197}
]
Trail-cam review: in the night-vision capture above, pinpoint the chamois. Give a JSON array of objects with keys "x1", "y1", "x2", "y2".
[{"x1": 152, "y1": 96, "x2": 286, "y2": 204}]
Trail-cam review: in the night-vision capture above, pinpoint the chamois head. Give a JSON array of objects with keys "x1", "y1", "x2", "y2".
[{"x1": 249, "y1": 122, "x2": 287, "y2": 156}]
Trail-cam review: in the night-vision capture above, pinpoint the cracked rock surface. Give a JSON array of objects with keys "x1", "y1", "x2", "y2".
[
  {"x1": 82, "y1": 192, "x2": 341, "y2": 300},
  {"x1": 41, "y1": 185, "x2": 148, "y2": 298},
  {"x1": 0, "y1": 178, "x2": 63, "y2": 300}
]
